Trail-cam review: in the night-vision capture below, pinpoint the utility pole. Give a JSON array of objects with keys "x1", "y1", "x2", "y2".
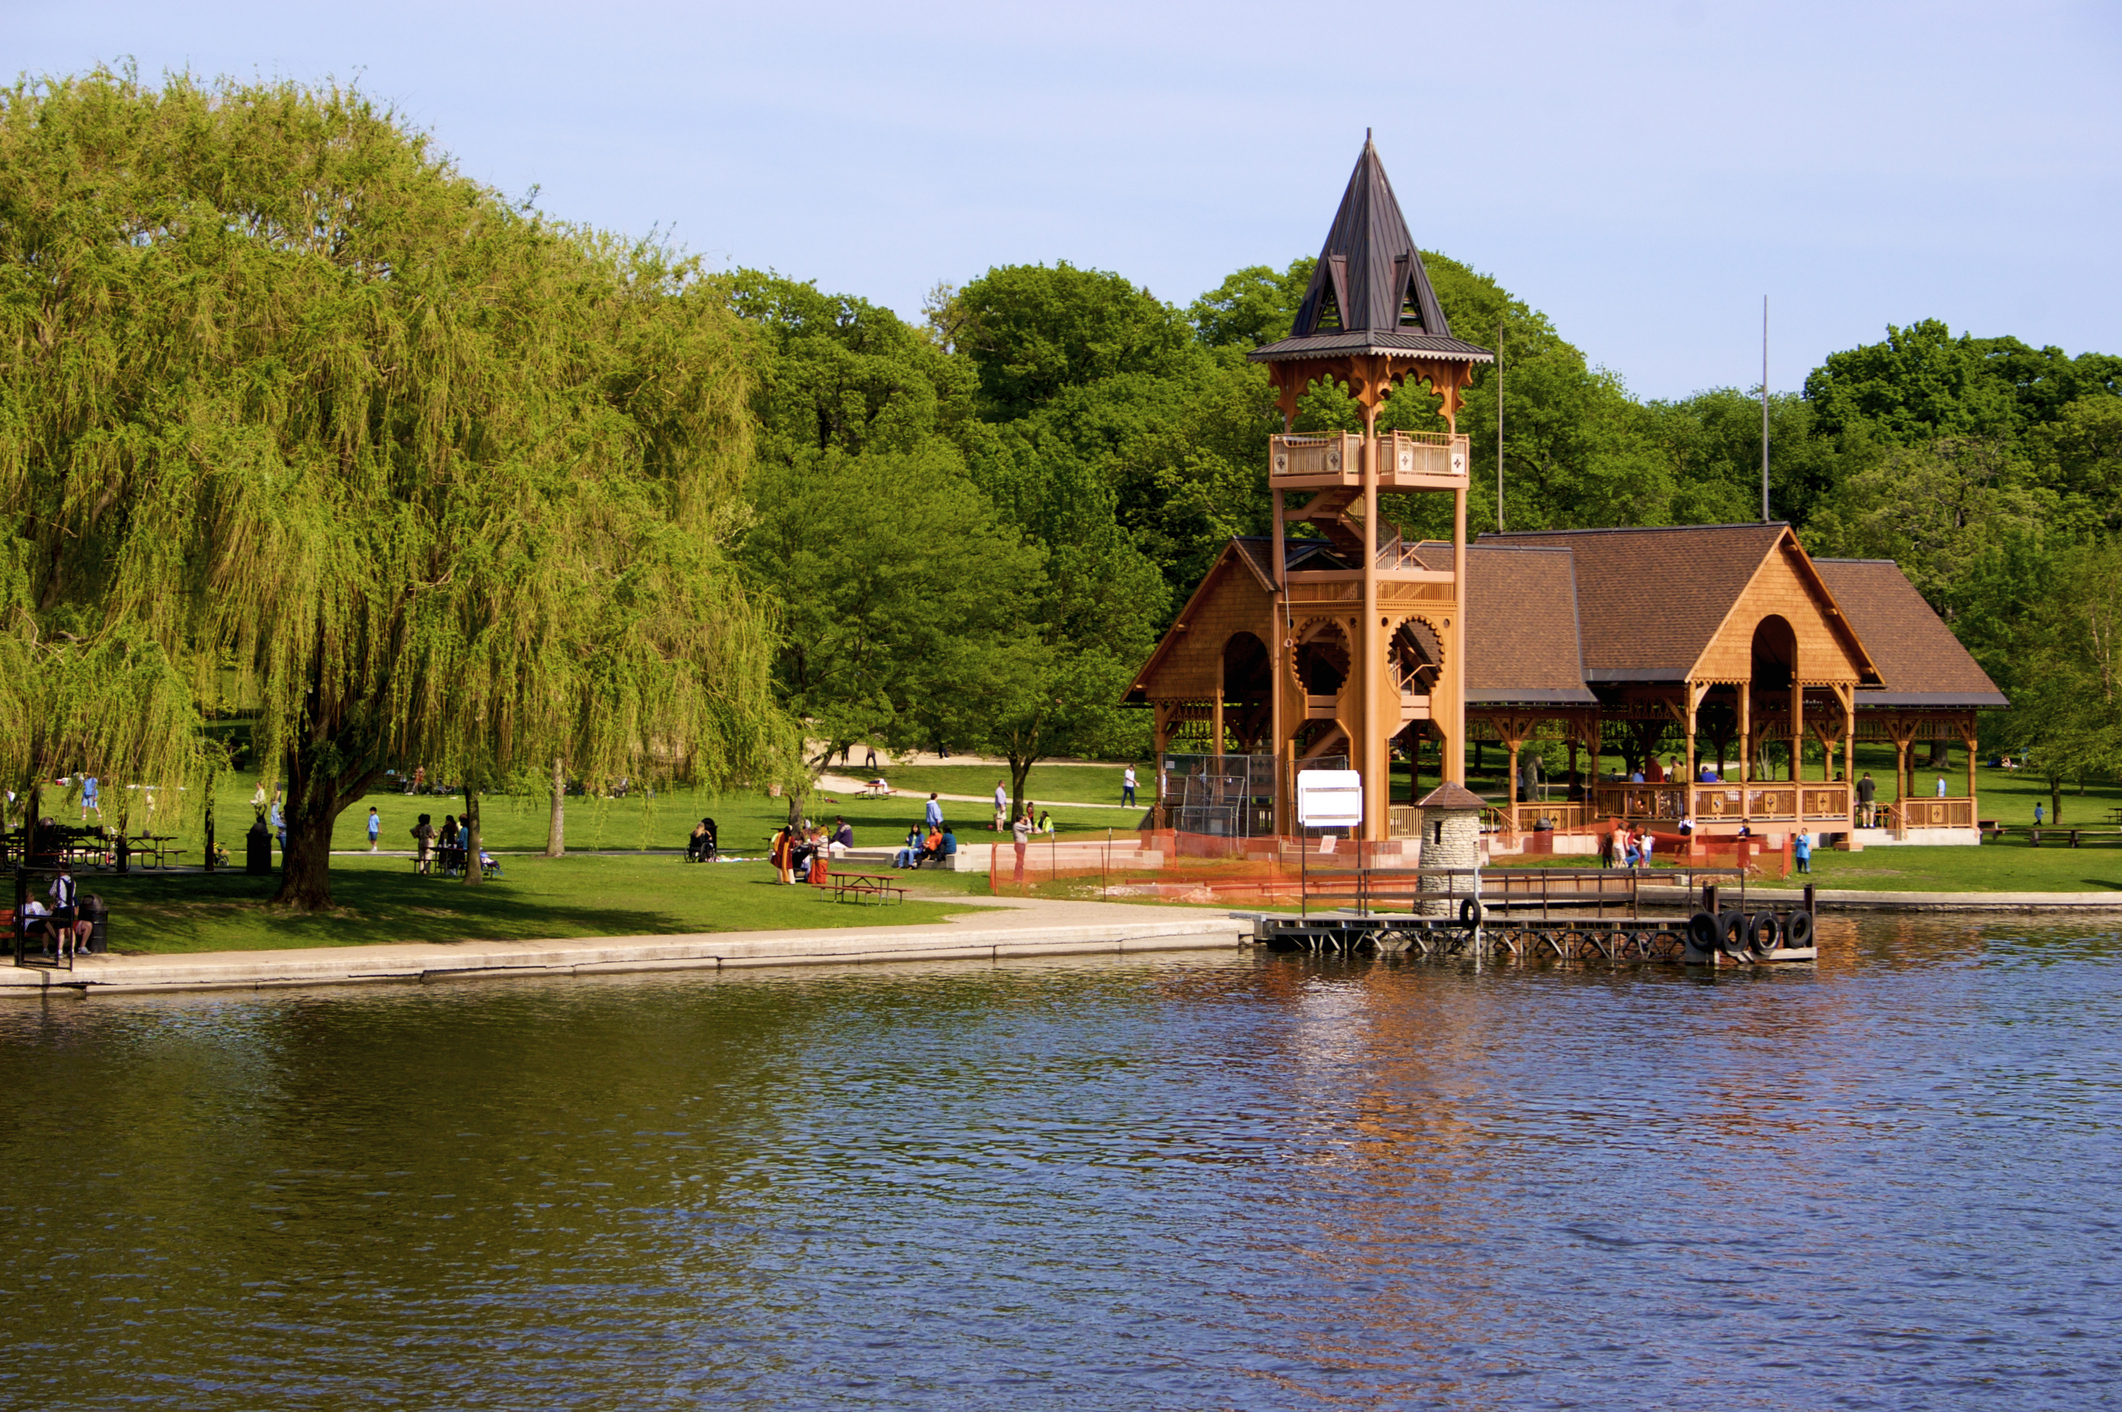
[
  {"x1": 1760, "y1": 295, "x2": 1771, "y2": 523},
  {"x1": 1496, "y1": 320, "x2": 1505, "y2": 532}
]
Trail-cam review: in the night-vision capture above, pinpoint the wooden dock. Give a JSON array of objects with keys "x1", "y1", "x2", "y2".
[{"x1": 1248, "y1": 868, "x2": 1819, "y2": 966}]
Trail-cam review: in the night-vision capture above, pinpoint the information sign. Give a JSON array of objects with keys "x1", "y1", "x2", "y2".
[{"x1": 1296, "y1": 770, "x2": 1363, "y2": 828}]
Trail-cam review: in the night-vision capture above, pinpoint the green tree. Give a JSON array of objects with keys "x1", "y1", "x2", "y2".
[
  {"x1": 1805, "y1": 319, "x2": 2020, "y2": 444},
  {"x1": 1186, "y1": 257, "x2": 1313, "y2": 349},
  {"x1": 2008, "y1": 541, "x2": 2122, "y2": 822},
  {"x1": 953, "y1": 262, "x2": 1194, "y2": 421},
  {"x1": 0, "y1": 70, "x2": 783, "y2": 906},
  {"x1": 1803, "y1": 438, "x2": 2049, "y2": 609},
  {"x1": 739, "y1": 443, "x2": 1042, "y2": 771}
]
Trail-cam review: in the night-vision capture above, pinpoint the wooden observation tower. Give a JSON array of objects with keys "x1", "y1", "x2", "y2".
[{"x1": 1248, "y1": 137, "x2": 1494, "y2": 838}]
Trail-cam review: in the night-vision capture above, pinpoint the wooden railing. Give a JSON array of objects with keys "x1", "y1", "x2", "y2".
[
  {"x1": 1591, "y1": 783, "x2": 1689, "y2": 820},
  {"x1": 1496, "y1": 802, "x2": 1593, "y2": 832},
  {"x1": 1268, "y1": 431, "x2": 1470, "y2": 486},
  {"x1": 1388, "y1": 805, "x2": 1421, "y2": 838},
  {"x1": 1890, "y1": 797, "x2": 1976, "y2": 830},
  {"x1": 1270, "y1": 432, "x2": 1359, "y2": 480},
  {"x1": 1378, "y1": 430, "x2": 1469, "y2": 484},
  {"x1": 1801, "y1": 786, "x2": 1852, "y2": 821}
]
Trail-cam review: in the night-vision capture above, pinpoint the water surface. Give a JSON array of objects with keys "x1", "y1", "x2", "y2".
[{"x1": 2, "y1": 914, "x2": 2118, "y2": 1409}]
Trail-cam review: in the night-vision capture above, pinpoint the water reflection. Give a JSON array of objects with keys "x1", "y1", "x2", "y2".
[{"x1": 1, "y1": 916, "x2": 2119, "y2": 1409}]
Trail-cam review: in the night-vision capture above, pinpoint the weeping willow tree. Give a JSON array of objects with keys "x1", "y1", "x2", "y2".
[{"x1": 0, "y1": 69, "x2": 787, "y2": 907}]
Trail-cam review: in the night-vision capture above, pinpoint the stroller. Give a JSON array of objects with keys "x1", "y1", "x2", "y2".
[{"x1": 686, "y1": 817, "x2": 719, "y2": 862}]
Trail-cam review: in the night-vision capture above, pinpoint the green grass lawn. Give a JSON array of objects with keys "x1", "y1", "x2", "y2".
[
  {"x1": 1752, "y1": 836, "x2": 2122, "y2": 892},
  {"x1": 55, "y1": 768, "x2": 1138, "y2": 863},
  {"x1": 78, "y1": 853, "x2": 993, "y2": 955}
]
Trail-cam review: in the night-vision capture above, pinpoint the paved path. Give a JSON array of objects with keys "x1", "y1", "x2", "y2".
[
  {"x1": 815, "y1": 773, "x2": 1139, "y2": 812},
  {"x1": 1, "y1": 896, "x2": 1251, "y2": 997}
]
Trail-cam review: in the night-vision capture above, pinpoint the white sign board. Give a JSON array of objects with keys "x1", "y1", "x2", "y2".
[{"x1": 1296, "y1": 770, "x2": 1363, "y2": 828}]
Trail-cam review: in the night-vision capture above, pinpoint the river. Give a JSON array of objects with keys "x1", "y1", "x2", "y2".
[{"x1": 1, "y1": 913, "x2": 2117, "y2": 1409}]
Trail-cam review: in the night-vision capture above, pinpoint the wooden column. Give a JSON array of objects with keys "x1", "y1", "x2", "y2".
[
  {"x1": 1211, "y1": 692, "x2": 1224, "y2": 760},
  {"x1": 1738, "y1": 681, "x2": 1752, "y2": 786},
  {"x1": 1791, "y1": 683, "x2": 1804, "y2": 785},
  {"x1": 1840, "y1": 684, "x2": 1856, "y2": 822},
  {"x1": 1963, "y1": 713, "x2": 1977, "y2": 803},
  {"x1": 1683, "y1": 683, "x2": 1701, "y2": 820},
  {"x1": 1359, "y1": 406, "x2": 1384, "y2": 841},
  {"x1": 1151, "y1": 702, "x2": 1171, "y2": 830},
  {"x1": 1446, "y1": 481, "x2": 1468, "y2": 785}
]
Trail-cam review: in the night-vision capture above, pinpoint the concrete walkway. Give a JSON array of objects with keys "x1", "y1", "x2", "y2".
[
  {"x1": 1, "y1": 896, "x2": 1252, "y2": 997},
  {"x1": 815, "y1": 773, "x2": 1140, "y2": 813}
]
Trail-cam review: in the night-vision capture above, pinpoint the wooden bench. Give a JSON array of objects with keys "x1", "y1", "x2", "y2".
[{"x1": 830, "y1": 872, "x2": 907, "y2": 904}]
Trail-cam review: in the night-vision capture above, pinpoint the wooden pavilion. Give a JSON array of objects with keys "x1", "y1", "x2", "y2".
[{"x1": 1124, "y1": 139, "x2": 2006, "y2": 842}]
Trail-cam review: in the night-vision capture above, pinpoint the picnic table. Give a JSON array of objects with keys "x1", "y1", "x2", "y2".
[
  {"x1": 131, "y1": 833, "x2": 185, "y2": 868},
  {"x1": 829, "y1": 872, "x2": 907, "y2": 904}
]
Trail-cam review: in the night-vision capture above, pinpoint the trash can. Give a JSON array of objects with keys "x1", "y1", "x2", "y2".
[
  {"x1": 246, "y1": 819, "x2": 273, "y2": 874},
  {"x1": 81, "y1": 894, "x2": 107, "y2": 954}
]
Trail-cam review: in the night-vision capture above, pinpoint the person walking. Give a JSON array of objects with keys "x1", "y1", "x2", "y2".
[
  {"x1": 367, "y1": 807, "x2": 381, "y2": 852},
  {"x1": 410, "y1": 814, "x2": 435, "y2": 874},
  {"x1": 269, "y1": 794, "x2": 286, "y2": 855},
  {"x1": 80, "y1": 774, "x2": 100, "y2": 821},
  {"x1": 864, "y1": 744, "x2": 878, "y2": 770},
  {"x1": 1936, "y1": 774, "x2": 1949, "y2": 798},
  {"x1": 1794, "y1": 830, "x2": 1812, "y2": 874},
  {"x1": 992, "y1": 781, "x2": 1008, "y2": 833},
  {"x1": 1122, "y1": 765, "x2": 1137, "y2": 807},
  {"x1": 924, "y1": 793, "x2": 944, "y2": 830},
  {"x1": 1856, "y1": 771, "x2": 1877, "y2": 827}
]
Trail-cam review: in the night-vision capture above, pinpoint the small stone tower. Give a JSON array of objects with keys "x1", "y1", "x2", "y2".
[{"x1": 1414, "y1": 781, "x2": 1486, "y2": 916}]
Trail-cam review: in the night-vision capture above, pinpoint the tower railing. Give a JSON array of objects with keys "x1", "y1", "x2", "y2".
[{"x1": 1269, "y1": 430, "x2": 1469, "y2": 487}]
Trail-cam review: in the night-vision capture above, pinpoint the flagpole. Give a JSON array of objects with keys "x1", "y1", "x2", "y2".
[{"x1": 1760, "y1": 295, "x2": 1771, "y2": 522}]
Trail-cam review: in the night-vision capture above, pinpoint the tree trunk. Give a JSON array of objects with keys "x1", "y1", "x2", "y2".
[
  {"x1": 1009, "y1": 755, "x2": 1034, "y2": 824},
  {"x1": 275, "y1": 762, "x2": 340, "y2": 910},
  {"x1": 272, "y1": 743, "x2": 379, "y2": 911},
  {"x1": 545, "y1": 756, "x2": 565, "y2": 857},
  {"x1": 2051, "y1": 773, "x2": 2064, "y2": 825},
  {"x1": 462, "y1": 783, "x2": 483, "y2": 886},
  {"x1": 204, "y1": 783, "x2": 217, "y2": 873}
]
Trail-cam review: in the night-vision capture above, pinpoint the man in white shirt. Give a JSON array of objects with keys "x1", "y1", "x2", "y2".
[
  {"x1": 1936, "y1": 775, "x2": 1949, "y2": 798},
  {"x1": 1122, "y1": 766, "x2": 1137, "y2": 806},
  {"x1": 993, "y1": 782, "x2": 1008, "y2": 833}
]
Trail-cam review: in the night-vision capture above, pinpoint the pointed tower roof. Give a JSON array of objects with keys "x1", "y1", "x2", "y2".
[{"x1": 1250, "y1": 137, "x2": 1493, "y2": 367}]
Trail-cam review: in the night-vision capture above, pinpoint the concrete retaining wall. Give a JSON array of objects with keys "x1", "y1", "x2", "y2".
[{"x1": 1, "y1": 912, "x2": 1251, "y2": 997}]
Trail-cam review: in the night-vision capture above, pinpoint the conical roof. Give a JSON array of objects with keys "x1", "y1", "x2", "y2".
[
  {"x1": 1250, "y1": 138, "x2": 1493, "y2": 367},
  {"x1": 1415, "y1": 782, "x2": 1488, "y2": 811}
]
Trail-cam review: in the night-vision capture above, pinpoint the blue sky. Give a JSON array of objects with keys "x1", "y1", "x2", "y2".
[{"x1": 9, "y1": 0, "x2": 2119, "y2": 399}]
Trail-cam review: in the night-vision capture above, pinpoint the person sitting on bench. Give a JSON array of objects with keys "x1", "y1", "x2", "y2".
[
  {"x1": 893, "y1": 826, "x2": 922, "y2": 869},
  {"x1": 909, "y1": 826, "x2": 943, "y2": 869}
]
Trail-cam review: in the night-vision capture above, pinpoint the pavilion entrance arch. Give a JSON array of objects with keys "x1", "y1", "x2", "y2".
[{"x1": 1219, "y1": 631, "x2": 1273, "y2": 754}]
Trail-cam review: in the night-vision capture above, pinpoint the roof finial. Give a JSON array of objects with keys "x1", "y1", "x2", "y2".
[{"x1": 1366, "y1": 127, "x2": 1373, "y2": 144}]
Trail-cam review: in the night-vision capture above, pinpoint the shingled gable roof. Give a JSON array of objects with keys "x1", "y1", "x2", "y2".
[
  {"x1": 1463, "y1": 545, "x2": 1596, "y2": 704},
  {"x1": 1813, "y1": 560, "x2": 2009, "y2": 707},
  {"x1": 1122, "y1": 539, "x2": 1275, "y2": 703},
  {"x1": 1250, "y1": 138, "x2": 1493, "y2": 367},
  {"x1": 1475, "y1": 523, "x2": 1881, "y2": 685}
]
